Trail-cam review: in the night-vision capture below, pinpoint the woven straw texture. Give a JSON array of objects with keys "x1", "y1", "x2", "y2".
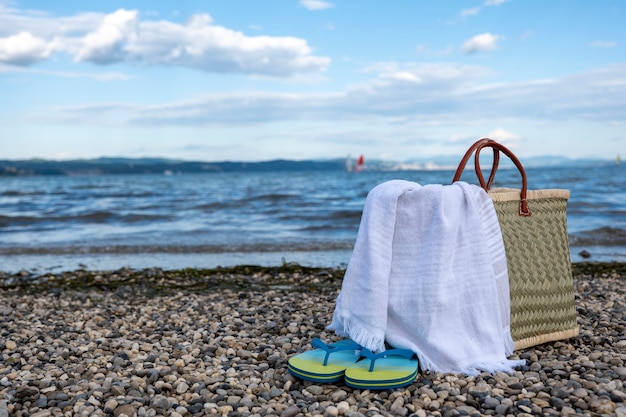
[{"x1": 489, "y1": 188, "x2": 579, "y2": 350}]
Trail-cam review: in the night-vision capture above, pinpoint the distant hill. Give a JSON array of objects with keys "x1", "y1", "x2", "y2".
[
  {"x1": 0, "y1": 158, "x2": 346, "y2": 176},
  {"x1": 0, "y1": 155, "x2": 613, "y2": 176}
]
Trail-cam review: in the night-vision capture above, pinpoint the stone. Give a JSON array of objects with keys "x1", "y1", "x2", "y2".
[
  {"x1": 390, "y1": 396, "x2": 405, "y2": 411},
  {"x1": 455, "y1": 405, "x2": 480, "y2": 416},
  {"x1": 104, "y1": 399, "x2": 119, "y2": 412},
  {"x1": 482, "y1": 397, "x2": 500, "y2": 409},
  {"x1": 16, "y1": 386, "x2": 39, "y2": 399},
  {"x1": 531, "y1": 398, "x2": 550, "y2": 408},
  {"x1": 325, "y1": 405, "x2": 339, "y2": 416},
  {"x1": 33, "y1": 396, "x2": 48, "y2": 408},
  {"x1": 226, "y1": 395, "x2": 241, "y2": 405},
  {"x1": 337, "y1": 401, "x2": 350, "y2": 414},
  {"x1": 427, "y1": 400, "x2": 441, "y2": 411},
  {"x1": 149, "y1": 395, "x2": 169, "y2": 411},
  {"x1": 589, "y1": 398, "x2": 616, "y2": 414},
  {"x1": 270, "y1": 387, "x2": 283, "y2": 398},
  {"x1": 280, "y1": 405, "x2": 301, "y2": 417},
  {"x1": 306, "y1": 385, "x2": 324, "y2": 395},
  {"x1": 175, "y1": 382, "x2": 189, "y2": 394},
  {"x1": 610, "y1": 389, "x2": 626, "y2": 402},
  {"x1": 29, "y1": 411, "x2": 51, "y2": 417},
  {"x1": 114, "y1": 404, "x2": 137, "y2": 417},
  {"x1": 468, "y1": 384, "x2": 491, "y2": 399},
  {"x1": 330, "y1": 389, "x2": 348, "y2": 402}
]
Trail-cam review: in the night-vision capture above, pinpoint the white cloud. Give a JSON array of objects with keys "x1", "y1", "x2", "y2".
[
  {"x1": 588, "y1": 41, "x2": 617, "y2": 48},
  {"x1": 461, "y1": 8, "x2": 480, "y2": 18},
  {"x1": 300, "y1": 0, "x2": 334, "y2": 11},
  {"x1": 453, "y1": 0, "x2": 508, "y2": 22},
  {"x1": 486, "y1": 128, "x2": 521, "y2": 145},
  {"x1": 0, "y1": 4, "x2": 102, "y2": 39},
  {"x1": 0, "y1": 31, "x2": 55, "y2": 65},
  {"x1": 0, "y1": 7, "x2": 330, "y2": 77},
  {"x1": 484, "y1": 0, "x2": 508, "y2": 6},
  {"x1": 76, "y1": 9, "x2": 137, "y2": 64},
  {"x1": 380, "y1": 71, "x2": 421, "y2": 83},
  {"x1": 30, "y1": 62, "x2": 626, "y2": 129},
  {"x1": 0, "y1": 63, "x2": 129, "y2": 81},
  {"x1": 462, "y1": 33, "x2": 501, "y2": 54},
  {"x1": 448, "y1": 133, "x2": 475, "y2": 143},
  {"x1": 415, "y1": 44, "x2": 453, "y2": 57}
]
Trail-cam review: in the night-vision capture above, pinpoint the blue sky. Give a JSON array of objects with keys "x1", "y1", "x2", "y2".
[{"x1": 1, "y1": 0, "x2": 624, "y2": 162}]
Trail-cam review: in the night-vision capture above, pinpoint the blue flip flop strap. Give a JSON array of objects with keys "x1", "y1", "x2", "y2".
[
  {"x1": 311, "y1": 338, "x2": 361, "y2": 366},
  {"x1": 361, "y1": 348, "x2": 415, "y2": 372}
]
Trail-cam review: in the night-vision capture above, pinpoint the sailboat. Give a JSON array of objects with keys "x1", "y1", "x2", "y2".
[
  {"x1": 346, "y1": 154, "x2": 365, "y2": 172},
  {"x1": 354, "y1": 155, "x2": 365, "y2": 172}
]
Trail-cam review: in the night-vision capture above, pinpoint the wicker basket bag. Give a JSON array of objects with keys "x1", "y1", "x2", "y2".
[{"x1": 453, "y1": 139, "x2": 579, "y2": 350}]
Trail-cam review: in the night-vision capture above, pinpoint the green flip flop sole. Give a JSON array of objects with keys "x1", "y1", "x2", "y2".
[
  {"x1": 288, "y1": 339, "x2": 362, "y2": 383},
  {"x1": 344, "y1": 348, "x2": 418, "y2": 390}
]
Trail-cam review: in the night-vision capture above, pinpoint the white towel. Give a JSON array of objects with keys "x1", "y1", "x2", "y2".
[{"x1": 328, "y1": 180, "x2": 525, "y2": 374}]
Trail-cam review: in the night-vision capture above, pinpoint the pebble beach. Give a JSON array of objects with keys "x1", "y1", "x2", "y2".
[{"x1": 1, "y1": 263, "x2": 625, "y2": 417}]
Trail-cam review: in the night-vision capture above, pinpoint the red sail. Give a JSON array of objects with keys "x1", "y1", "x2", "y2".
[{"x1": 355, "y1": 155, "x2": 364, "y2": 172}]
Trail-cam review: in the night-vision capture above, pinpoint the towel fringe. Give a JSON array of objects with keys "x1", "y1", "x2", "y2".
[
  {"x1": 417, "y1": 352, "x2": 525, "y2": 376},
  {"x1": 327, "y1": 314, "x2": 386, "y2": 353}
]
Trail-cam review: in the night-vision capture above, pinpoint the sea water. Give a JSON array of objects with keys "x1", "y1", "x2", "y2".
[{"x1": 1, "y1": 164, "x2": 624, "y2": 273}]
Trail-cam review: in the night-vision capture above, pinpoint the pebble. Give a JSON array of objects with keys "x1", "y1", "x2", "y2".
[
  {"x1": 1, "y1": 265, "x2": 625, "y2": 416},
  {"x1": 326, "y1": 405, "x2": 339, "y2": 416},
  {"x1": 104, "y1": 399, "x2": 118, "y2": 412},
  {"x1": 113, "y1": 404, "x2": 136, "y2": 417},
  {"x1": 306, "y1": 385, "x2": 324, "y2": 395},
  {"x1": 280, "y1": 405, "x2": 301, "y2": 417},
  {"x1": 467, "y1": 383, "x2": 491, "y2": 399}
]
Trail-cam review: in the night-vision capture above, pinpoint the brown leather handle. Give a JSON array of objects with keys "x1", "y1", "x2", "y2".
[
  {"x1": 452, "y1": 138, "x2": 500, "y2": 189},
  {"x1": 453, "y1": 139, "x2": 531, "y2": 217},
  {"x1": 475, "y1": 141, "x2": 531, "y2": 216}
]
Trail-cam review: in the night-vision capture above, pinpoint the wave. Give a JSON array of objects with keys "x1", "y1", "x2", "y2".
[
  {"x1": 249, "y1": 193, "x2": 297, "y2": 202},
  {"x1": 0, "y1": 212, "x2": 173, "y2": 227},
  {"x1": 1, "y1": 189, "x2": 68, "y2": 197},
  {"x1": 279, "y1": 209, "x2": 362, "y2": 222},
  {"x1": 2, "y1": 190, "x2": 41, "y2": 197},
  {"x1": 193, "y1": 202, "x2": 234, "y2": 211},
  {"x1": 0, "y1": 241, "x2": 356, "y2": 256},
  {"x1": 569, "y1": 227, "x2": 626, "y2": 246}
]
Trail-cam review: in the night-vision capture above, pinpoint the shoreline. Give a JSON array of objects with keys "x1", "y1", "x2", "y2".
[
  {"x1": 1, "y1": 263, "x2": 625, "y2": 416},
  {"x1": 2, "y1": 262, "x2": 625, "y2": 293},
  {"x1": 1, "y1": 244, "x2": 624, "y2": 276}
]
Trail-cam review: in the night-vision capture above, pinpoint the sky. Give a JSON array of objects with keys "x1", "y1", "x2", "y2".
[{"x1": 1, "y1": 0, "x2": 624, "y2": 162}]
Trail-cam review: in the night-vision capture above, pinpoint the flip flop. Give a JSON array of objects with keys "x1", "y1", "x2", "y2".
[
  {"x1": 344, "y1": 348, "x2": 418, "y2": 390},
  {"x1": 288, "y1": 338, "x2": 362, "y2": 383}
]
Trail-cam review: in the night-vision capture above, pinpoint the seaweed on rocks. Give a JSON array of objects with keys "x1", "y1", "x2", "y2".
[
  {"x1": 1, "y1": 262, "x2": 624, "y2": 296},
  {"x1": 0, "y1": 263, "x2": 347, "y2": 296},
  {"x1": 572, "y1": 262, "x2": 626, "y2": 277}
]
